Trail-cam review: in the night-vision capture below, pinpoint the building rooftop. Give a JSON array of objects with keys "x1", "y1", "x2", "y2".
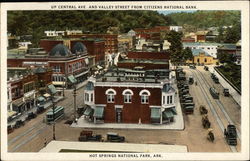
[
  {"x1": 49, "y1": 43, "x2": 72, "y2": 57},
  {"x1": 183, "y1": 42, "x2": 236, "y2": 47},
  {"x1": 119, "y1": 59, "x2": 168, "y2": 65},
  {"x1": 191, "y1": 49, "x2": 209, "y2": 56},
  {"x1": 95, "y1": 67, "x2": 170, "y2": 83},
  {"x1": 72, "y1": 42, "x2": 87, "y2": 53}
]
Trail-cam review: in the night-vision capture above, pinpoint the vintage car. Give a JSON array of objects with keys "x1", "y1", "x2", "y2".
[{"x1": 106, "y1": 132, "x2": 125, "y2": 142}]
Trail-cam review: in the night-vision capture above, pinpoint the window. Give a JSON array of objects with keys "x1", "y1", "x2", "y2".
[
  {"x1": 106, "y1": 89, "x2": 116, "y2": 103},
  {"x1": 124, "y1": 92, "x2": 132, "y2": 103},
  {"x1": 91, "y1": 93, "x2": 93, "y2": 102},
  {"x1": 170, "y1": 95, "x2": 173, "y2": 104},
  {"x1": 167, "y1": 96, "x2": 170, "y2": 104},
  {"x1": 139, "y1": 90, "x2": 150, "y2": 104},
  {"x1": 53, "y1": 65, "x2": 61, "y2": 72},
  {"x1": 123, "y1": 89, "x2": 134, "y2": 103},
  {"x1": 107, "y1": 91, "x2": 115, "y2": 103},
  {"x1": 163, "y1": 95, "x2": 165, "y2": 104},
  {"x1": 85, "y1": 93, "x2": 89, "y2": 102},
  {"x1": 141, "y1": 92, "x2": 149, "y2": 104}
]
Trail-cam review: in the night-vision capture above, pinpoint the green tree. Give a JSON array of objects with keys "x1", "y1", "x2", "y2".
[
  {"x1": 165, "y1": 30, "x2": 183, "y2": 65},
  {"x1": 182, "y1": 47, "x2": 193, "y2": 62}
]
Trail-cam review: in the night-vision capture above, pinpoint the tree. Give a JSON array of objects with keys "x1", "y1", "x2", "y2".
[
  {"x1": 165, "y1": 30, "x2": 184, "y2": 65},
  {"x1": 182, "y1": 47, "x2": 193, "y2": 63}
]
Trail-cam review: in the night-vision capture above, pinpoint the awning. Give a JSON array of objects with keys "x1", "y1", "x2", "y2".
[
  {"x1": 68, "y1": 75, "x2": 77, "y2": 84},
  {"x1": 48, "y1": 84, "x2": 57, "y2": 94},
  {"x1": 84, "y1": 107, "x2": 94, "y2": 116},
  {"x1": 52, "y1": 81, "x2": 65, "y2": 86},
  {"x1": 93, "y1": 106, "x2": 104, "y2": 118},
  {"x1": 37, "y1": 96, "x2": 45, "y2": 102},
  {"x1": 185, "y1": 106, "x2": 194, "y2": 109},
  {"x1": 12, "y1": 98, "x2": 24, "y2": 107},
  {"x1": 43, "y1": 93, "x2": 51, "y2": 98},
  {"x1": 8, "y1": 111, "x2": 17, "y2": 118},
  {"x1": 163, "y1": 110, "x2": 174, "y2": 119},
  {"x1": 150, "y1": 108, "x2": 160, "y2": 119},
  {"x1": 170, "y1": 107, "x2": 177, "y2": 115}
]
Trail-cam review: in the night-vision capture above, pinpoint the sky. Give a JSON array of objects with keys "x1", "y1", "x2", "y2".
[{"x1": 157, "y1": 10, "x2": 196, "y2": 15}]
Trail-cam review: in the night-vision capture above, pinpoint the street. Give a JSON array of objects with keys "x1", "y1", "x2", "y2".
[{"x1": 8, "y1": 66, "x2": 241, "y2": 152}]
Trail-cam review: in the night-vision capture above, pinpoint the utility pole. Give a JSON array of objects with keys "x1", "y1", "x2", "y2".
[
  {"x1": 73, "y1": 84, "x2": 77, "y2": 122},
  {"x1": 51, "y1": 94, "x2": 56, "y2": 140}
]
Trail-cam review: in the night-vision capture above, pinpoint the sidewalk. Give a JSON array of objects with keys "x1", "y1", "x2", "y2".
[
  {"x1": 8, "y1": 96, "x2": 64, "y2": 126},
  {"x1": 71, "y1": 79, "x2": 184, "y2": 130}
]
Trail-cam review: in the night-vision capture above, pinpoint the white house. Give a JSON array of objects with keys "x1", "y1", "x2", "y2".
[
  {"x1": 170, "y1": 26, "x2": 183, "y2": 32},
  {"x1": 183, "y1": 42, "x2": 220, "y2": 58}
]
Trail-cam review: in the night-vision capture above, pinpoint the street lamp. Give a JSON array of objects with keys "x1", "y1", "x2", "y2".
[
  {"x1": 68, "y1": 75, "x2": 77, "y2": 122},
  {"x1": 48, "y1": 84, "x2": 57, "y2": 140},
  {"x1": 73, "y1": 83, "x2": 77, "y2": 122}
]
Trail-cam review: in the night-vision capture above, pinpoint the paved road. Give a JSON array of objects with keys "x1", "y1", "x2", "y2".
[
  {"x1": 8, "y1": 86, "x2": 85, "y2": 152},
  {"x1": 183, "y1": 66, "x2": 241, "y2": 152},
  {"x1": 8, "y1": 68, "x2": 241, "y2": 152}
]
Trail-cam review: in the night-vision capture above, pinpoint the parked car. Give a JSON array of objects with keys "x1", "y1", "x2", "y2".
[
  {"x1": 26, "y1": 112, "x2": 37, "y2": 121},
  {"x1": 13, "y1": 120, "x2": 25, "y2": 128},
  {"x1": 106, "y1": 132, "x2": 125, "y2": 142},
  {"x1": 204, "y1": 66, "x2": 209, "y2": 71},
  {"x1": 78, "y1": 130, "x2": 103, "y2": 142},
  {"x1": 36, "y1": 104, "x2": 45, "y2": 114},
  {"x1": 223, "y1": 88, "x2": 230, "y2": 97},
  {"x1": 8, "y1": 125, "x2": 14, "y2": 134},
  {"x1": 189, "y1": 64, "x2": 196, "y2": 69}
]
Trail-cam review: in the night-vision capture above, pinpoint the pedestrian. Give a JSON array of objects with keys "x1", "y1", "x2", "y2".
[{"x1": 44, "y1": 138, "x2": 47, "y2": 147}]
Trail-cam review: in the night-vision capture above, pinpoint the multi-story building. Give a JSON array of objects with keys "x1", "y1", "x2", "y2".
[
  {"x1": 183, "y1": 42, "x2": 220, "y2": 58},
  {"x1": 83, "y1": 68, "x2": 176, "y2": 124},
  {"x1": 7, "y1": 67, "x2": 53, "y2": 118},
  {"x1": 83, "y1": 48, "x2": 176, "y2": 124},
  {"x1": 8, "y1": 42, "x2": 89, "y2": 88},
  {"x1": 117, "y1": 50, "x2": 170, "y2": 70}
]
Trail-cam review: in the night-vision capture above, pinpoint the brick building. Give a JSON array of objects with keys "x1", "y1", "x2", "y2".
[
  {"x1": 117, "y1": 51, "x2": 170, "y2": 69},
  {"x1": 83, "y1": 68, "x2": 176, "y2": 124},
  {"x1": 134, "y1": 26, "x2": 170, "y2": 41},
  {"x1": 40, "y1": 38, "x2": 105, "y2": 67},
  {"x1": 8, "y1": 42, "x2": 89, "y2": 88},
  {"x1": 83, "y1": 49, "x2": 176, "y2": 125},
  {"x1": 67, "y1": 34, "x2": 118, "y2": 55},
  {"x1": 7, "y1": 67, "x2": 52, "y2": 114}
]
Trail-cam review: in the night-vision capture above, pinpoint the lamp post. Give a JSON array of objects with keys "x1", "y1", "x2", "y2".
[
  {"x1": 51, "y1": 94, "x2": 56, "y2": 140},
  {"x1": 48, "y1": 84, "x2": 57, "y2": 140},
  {"x1": 73, "y1": 83, "x2": 77, "y2": 122}
]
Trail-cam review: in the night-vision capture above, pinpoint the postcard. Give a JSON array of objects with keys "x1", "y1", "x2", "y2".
[{"x1": 1, "y1": 1, "x2": 249, "y2": 161}]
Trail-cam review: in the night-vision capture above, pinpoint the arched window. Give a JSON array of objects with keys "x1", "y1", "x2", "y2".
[
  {"x1": 105, "y1": 89, "x2": 116, "y2": 103},
  {"x1": 122, "y1": 89, "x2": 133, "y2": 103},
  {"x1": 139, "y1": 90, "x2": 150, "y2": 104}
]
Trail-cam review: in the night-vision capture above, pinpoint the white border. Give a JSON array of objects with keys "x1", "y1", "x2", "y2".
[{"x1": 1, "y1": 1, "x2": 249, "y2": 160}]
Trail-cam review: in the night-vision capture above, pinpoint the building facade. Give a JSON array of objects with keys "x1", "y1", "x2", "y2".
[{"x1": 83, "y1": 68, "x2": 176, "y2": 124}]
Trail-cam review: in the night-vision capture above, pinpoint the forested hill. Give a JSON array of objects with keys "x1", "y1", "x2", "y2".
[
  {"x1": 7, "y1": 10, "x2": 174, "y2": 35},
  {"x1": 167, "y1": 11, "x2": 241, "y2": 29}
]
